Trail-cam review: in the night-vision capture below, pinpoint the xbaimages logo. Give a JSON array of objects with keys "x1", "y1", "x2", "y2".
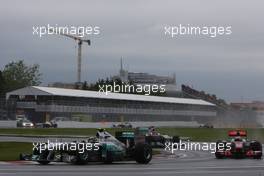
[
  {"x1": 32, "y1": 24, "x2": 100, "y2": 38},
  {"x1": 165, "y1": 140, "x2": 231, "y2": 154},
  {"x1": 32, "y1": 140, "x2": 100, "y2": 154}
]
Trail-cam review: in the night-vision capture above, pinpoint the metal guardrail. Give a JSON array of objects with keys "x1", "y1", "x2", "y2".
[{"x1": 16, "y1": 102, "x2": 36, "y2": 108}]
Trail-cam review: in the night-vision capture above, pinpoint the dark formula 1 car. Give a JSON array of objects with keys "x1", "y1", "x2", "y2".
[
  {"x1": 215, "y1": 129, "x2": 262, "y2": 159},
  {"x1": 35, "y1": 121, "x2": 58, "y2": 128},
  {"x1": 112, "y1": 122, "x2": 133, "y2": 128},
  {"x1": 21, "y1": 129, "x2": 152, "y2": 165},
  {"x1": 116, "y1": 126, "x2": 180, "y2": 148}
]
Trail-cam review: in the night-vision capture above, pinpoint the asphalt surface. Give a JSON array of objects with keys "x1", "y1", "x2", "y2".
[
  {"x1": 0, "y1": 120, "x2": 200, "y2": 128},
  {"x1": 0, "y1": 149, "x2": 264, "y2": 176},
  {"x1": 0, "y1": 135, "x2": 264, "y2": 176}
]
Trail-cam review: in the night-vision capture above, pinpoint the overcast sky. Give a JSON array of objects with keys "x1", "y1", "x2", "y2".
[{"x1": 0, "y1": 0, "x2": 264, "y2": 102}]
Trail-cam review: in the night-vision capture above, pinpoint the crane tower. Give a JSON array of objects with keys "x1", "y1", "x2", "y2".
[{"x1": 50, "y1": 30, "x2": 91, "y2": 83}]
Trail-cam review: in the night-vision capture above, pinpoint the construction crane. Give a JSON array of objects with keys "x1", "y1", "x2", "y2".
[{"x1": 50, "y1": 30, "x2": 91, "y2": 84}]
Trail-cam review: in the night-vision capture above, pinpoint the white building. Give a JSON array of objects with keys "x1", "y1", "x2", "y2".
[
  {"x1": 113, "y1": 58, "x2": 177, "y2": 92},
  {"x1": 6, "y1": 86, "x2": 216, "y2": 123}
]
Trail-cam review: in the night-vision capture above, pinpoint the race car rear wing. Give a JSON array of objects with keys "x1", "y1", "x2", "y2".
[{"x1": 228, "y1": 130, "x2": 247, "y2": 137}]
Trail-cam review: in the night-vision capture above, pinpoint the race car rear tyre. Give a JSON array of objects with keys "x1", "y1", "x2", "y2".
[
  {"x1": 135, "y1": 143, "x2": 152, "y2": 164},
  {"x1": 253, "y1": 155, "x2": 262, "y2": 159},
  {"x1": 250, "y1": 141, "x2": 262, "y2": 159},
  {"x1": 37, "y1": 149, "x2": 51, "y2": 165},
  {"x1": 250, "y1": 141, "x2": 262, "y2": 151}
]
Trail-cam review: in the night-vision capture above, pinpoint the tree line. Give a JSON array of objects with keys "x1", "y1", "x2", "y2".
[
  {"x1": 0, "y1": 60, "x2": 165, "y2": 98},
  {"x1": 0, "y1": 60, "x2": 41, "y2": 98}
]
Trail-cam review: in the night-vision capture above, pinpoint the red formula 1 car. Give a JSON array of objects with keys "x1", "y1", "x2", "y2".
[{"x1": 215, "y1": 129, "x2": 262, "y2": 159}]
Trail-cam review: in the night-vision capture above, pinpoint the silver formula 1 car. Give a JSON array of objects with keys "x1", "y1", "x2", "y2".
[{"x1": 20, "y1": 129, "x2": 152, "y2": 165}]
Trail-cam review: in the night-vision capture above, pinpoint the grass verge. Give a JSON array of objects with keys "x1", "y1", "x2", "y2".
[{"x1": 0, "y1": 142, "x2": 32, "y2": 161}]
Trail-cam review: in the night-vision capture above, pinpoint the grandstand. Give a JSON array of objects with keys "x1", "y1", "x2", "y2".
[
  {"x1": 6, "y1": 86, "x2": 217, "y2": 123},
  {"x1": 181, "y1": 84, "x2": 228, "y2": 109}
]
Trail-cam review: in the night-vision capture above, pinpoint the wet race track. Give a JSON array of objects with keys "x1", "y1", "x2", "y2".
[{"x1": 0, "y1": 149, "x2": 264, "y2": 176}]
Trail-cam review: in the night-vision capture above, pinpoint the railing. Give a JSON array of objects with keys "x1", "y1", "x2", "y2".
[{"x1": 16, "y1": 101, "x2": 36, "y2": 108}]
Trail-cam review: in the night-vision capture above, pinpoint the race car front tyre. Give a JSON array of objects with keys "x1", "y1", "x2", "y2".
[
  {"x1": 104, "y1": 151, "x2": 113, "y2": 164},
  {"x1": 215, "y1": 140, "x2": 226, "y2": 159},
  {"x1": 71, "y1": 152, "x2": 89, "y2": 165},
  {"x1": 37, "y1": 149, "x2": 51, "y2": 165},
  {"x1": 215, "y1": 152, "x2": 224, "y2": 159},
  {"x1": 135, "y1": 143, "x2": 152, "y2": 164}
]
